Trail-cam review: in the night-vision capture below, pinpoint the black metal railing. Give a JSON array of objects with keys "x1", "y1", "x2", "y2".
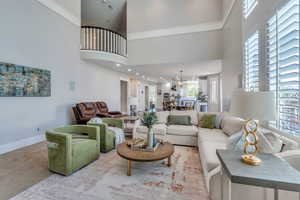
[{"x1": 81, "y1": 26, "x2": 127, "y2": 57}]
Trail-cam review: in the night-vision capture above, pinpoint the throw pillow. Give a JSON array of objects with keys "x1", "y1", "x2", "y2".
[
  {"x1": 226, "y1": 130, "x2": 244, "y2": 149},
  {"x1": 259, "y1": 128, "x2": 299, "y2": 152},
  {"x1": 214, "y1": 113, "x2": 225, "y2": 129},
  {"x1": 170, "y1": 110, "x2": 198, "y2": 125},
  {"x1": 200, "y1": 114, "x2": 217, "y2": 129},
  {"x1": 167, "y1": 115, "x2": 192, "y2": 126},
  {"x1": 88, "y1": 117, "x2": 103, "y2": 124},
  {"x1": 221, "y1": 116, "x2": 245, "y2": 136},
  {"x1": 227, "y1": 130, "x2": 283, "y2": 154},
  {"x1": 263, "y1": 132, "x2": 283, "y2": 153},
  {"x1": 281, "y1": 136, "x2": 299, "y2": 151}
]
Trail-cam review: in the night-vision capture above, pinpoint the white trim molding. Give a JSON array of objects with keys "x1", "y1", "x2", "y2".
[
  {"x1": 222, "y1": 0, "x2": 237, "y2": 28},
  {"x1": 128, "y1": 0, "x2": 237, "y2": 41},
  {"x1": 0, "y1": 134, "x2": 45, "y2": 155},
  {"x1": 80, "y1": 50, "x2": 128, "y2": 65},
  {"x1": 128, "y1": 21, "x2": 223, "y2": 40},
  {"x1": 35, "y1": 0, "x2": 80, "y2": 26}
]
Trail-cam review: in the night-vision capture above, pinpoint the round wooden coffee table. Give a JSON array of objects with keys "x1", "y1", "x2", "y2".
[{"x1": 117, "y1": 141, "x2": 174, "y2": 176}]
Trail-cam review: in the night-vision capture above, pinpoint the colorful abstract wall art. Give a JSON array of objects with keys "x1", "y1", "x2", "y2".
[{"x1": 0, "y1": 62, "x2": 51, "y2": 97}]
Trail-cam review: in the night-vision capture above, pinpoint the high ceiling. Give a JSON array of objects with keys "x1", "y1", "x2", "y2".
[
  {"x1": 81, "y1": 0, "x2": 127, "y2": 36},
  {"x1": 127, "y1": 0, "x2": 222, "y2": 33}
]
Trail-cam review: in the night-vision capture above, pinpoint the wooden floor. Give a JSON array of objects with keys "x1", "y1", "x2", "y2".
[{"x1": 0, "y1": 142, "x2": 52, "y2": 200}]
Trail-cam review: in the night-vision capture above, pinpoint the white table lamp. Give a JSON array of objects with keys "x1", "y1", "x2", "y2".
[{"x1": 230, "y1": 91, "x2": 276, "y2": 166}]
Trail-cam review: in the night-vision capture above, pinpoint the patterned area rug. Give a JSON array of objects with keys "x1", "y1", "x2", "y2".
[{"x1": 10, "y1": 146, "x2": 209, "y2": 200}]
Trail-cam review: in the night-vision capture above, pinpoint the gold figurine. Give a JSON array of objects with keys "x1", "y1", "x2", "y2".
[{"x1": 241, "y1": 120, "x2": 262, "y2": 166}]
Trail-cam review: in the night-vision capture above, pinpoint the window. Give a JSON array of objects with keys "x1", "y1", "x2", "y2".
[
  {"x1": 243, "y1": 0, "x2": 258, "y2": 18},
  {"x1": 244, "y1": 31, "x2": 260, "y2": 91},
  {"x1": 267, "y1": 0, "x2": 300, "y2": 136}
]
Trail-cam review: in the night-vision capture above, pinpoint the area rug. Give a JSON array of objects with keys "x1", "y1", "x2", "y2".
[{"x1": 10, "y1": 146, "x2": 209, "y2": 200}]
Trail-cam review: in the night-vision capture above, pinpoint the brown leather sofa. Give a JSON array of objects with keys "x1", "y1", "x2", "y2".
[
  {"x1": 96, "y1": 101, "x2": 126, "y2": 118},
  {"x1": 73, "y1": 102, "x2": 126, "y2": 124}
]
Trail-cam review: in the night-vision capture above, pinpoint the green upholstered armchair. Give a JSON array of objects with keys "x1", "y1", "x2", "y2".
[
  {"x1": 46, "y1": 125, "x2": 100, "y2": 176},
  {"x1": 88, "y1": 118, "x2": 124, "y2": 153}
]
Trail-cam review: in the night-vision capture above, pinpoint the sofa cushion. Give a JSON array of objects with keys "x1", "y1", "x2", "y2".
[
  {"x1": 170, "y1": 110, "x2": 198, "y2": 125},
  {"x1": 221, "y1": 116, "x2": 245, "y2": 136},
  {"x1": 167, "y1": 115, "x2": 192, "y2": 126},
  {"x1": 200, "y1": 114, "x2": 216, "y2": 129},
  {"x1": 156, "y1": 111, "x2": 169, "y2": 124},
  {"x1": 259, "y1": 127, "x2": 299, "y2": 151},
  {"x1": 200, "y1": 141, "x2": 227, "y2": 172},
  {"x1": 167, "y1": 125, "x2": 198, "y2": 136},
  {"x1": 198, "y1": 128, "x2": 229, "y2": 143},
  {"x1": 136, "y1": 124, "x2": 167, "y2": 136}
]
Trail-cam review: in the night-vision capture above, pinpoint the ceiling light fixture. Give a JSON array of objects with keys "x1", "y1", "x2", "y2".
[
  {"x1": 128, "y1": 68, "x2": 132, "y2": 72},
  {"x1": 136, "y1": 72, "x2": 140, "y2": 76},
  {"x1": 116, "y1": 63, "x2": 121, "y2": 67}
]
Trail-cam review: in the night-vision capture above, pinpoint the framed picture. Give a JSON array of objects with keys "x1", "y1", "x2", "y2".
[{"x1": 0, "y1": 62, "x2": 51, "y2": 97}]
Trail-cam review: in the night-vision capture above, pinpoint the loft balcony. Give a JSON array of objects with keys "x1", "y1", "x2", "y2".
[{"x1": 80, "y1": 26, "x2": 128, "y2": 65}]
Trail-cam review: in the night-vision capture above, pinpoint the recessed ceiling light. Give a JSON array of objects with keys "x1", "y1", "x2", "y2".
[
  {"x1": 136, "y1": 72, "x2": 140, "y2": 76},
  {"x1": 116, "y1": 63, "x2": 121, "y2": 67},
  {"x1": 128, "y1": 68, "x2": 132, "y2": 72}
]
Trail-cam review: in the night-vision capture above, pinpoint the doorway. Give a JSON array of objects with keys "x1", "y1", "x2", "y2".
[
  {"x1": 207, "y1": 74, "x2": 221, "y2": 112},
  {"x1": 120, "y1": 80, "x2": 128, "y2": 114}
]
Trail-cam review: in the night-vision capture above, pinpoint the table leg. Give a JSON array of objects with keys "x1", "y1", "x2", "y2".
[
  {"x1": 127, "y1": 160, "x2": 131, "y2": 176},
  {"x1": 221, "y1": 168, "x2": 231, "y2": 200},
  {"x1": 167, "y1": 156, "x2": 171, "y2": 167},
  {"x1": 274, "y1": 188, "x2": 278, "y2": 200}
]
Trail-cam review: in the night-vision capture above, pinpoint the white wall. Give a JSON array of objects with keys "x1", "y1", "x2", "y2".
[
  {"x1": 222, "y1": 0, "x2": 243, "y2": 111},
  {"x1": 127, "y1": 0, "x2": 222, "y2": 33},
  {"x1": 0, "y1": 0, "x2": 129, "y2": 146},
  {"x1": 128, "y1": 30, "x2": 223, "y2": 66}
]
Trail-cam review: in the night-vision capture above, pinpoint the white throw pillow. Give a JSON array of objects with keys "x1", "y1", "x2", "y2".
[
  {"x1": 263, "y1": 132, "x2": 283, "y2": 153},
  {"x1": 227, "y1": 130, "x2": 283, "y2": 154},
  {"x1": 88, "y1": 117, "x2": 103, "y2": 124},
  {"x1": 259, "y1": 128, "x2": 299, "y2": 152},
  {"x1": 221, "y1": 116, "x2": 245, "y2": 136}
]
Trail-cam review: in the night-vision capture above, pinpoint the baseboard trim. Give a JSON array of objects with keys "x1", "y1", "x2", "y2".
[{"x1": 0, "y1": 134, "x2": 46, "y2": 155}]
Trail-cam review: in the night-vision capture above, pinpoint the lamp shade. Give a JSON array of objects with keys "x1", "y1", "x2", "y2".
[
  {"x1": 230, "y1": 91, "x2": 276, "y2": 121},
  {"x1": 129, "y1": 97, "x2": 138, "y2": 106}
]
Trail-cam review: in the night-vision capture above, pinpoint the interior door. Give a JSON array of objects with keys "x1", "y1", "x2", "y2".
[
  {"x1": 120, "y1": 80, "x2": 128, "y2": 114},
  {"x1": 207, "y1": 74, "x2": 221, "y2": 112}
]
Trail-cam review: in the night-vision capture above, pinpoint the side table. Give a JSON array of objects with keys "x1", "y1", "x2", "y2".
[{"x1": 216, "y1": 150, "x2": 300, "y2": 200}]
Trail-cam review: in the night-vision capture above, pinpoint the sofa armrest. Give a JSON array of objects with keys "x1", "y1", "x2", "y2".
[
  {"x1": 102, "y1": 118, "x2": 124, "y2": 129},
  {"x1": 46, "y1": 131, "x2": 73, "y2": 175}
]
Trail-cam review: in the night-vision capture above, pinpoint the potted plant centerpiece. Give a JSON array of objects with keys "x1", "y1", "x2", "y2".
[{"x1": 141, "y1": 112, "x2": 158, "y2": 149}]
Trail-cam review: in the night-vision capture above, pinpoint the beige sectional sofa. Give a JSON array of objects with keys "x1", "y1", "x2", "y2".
[
  {"x1": 133, "y1": 110, "x2": 200, "y2": 146},
  {"x1": 133, "y1": 111, "x2": 300, "y2": 200}
]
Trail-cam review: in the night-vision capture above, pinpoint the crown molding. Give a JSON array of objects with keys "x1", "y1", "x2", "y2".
[
  {"x1": 128, "y1": 0, "x2": 237, "y2": 41},
  {"x1": 35, "y1": 0, "x2": 80, "y2": 26},
  {"x1": 128, "y1": 21, "x2": 223, "y2": 40},
  {"x1": 222, "y1": 0, "x2": 237, "y2": 28}
]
